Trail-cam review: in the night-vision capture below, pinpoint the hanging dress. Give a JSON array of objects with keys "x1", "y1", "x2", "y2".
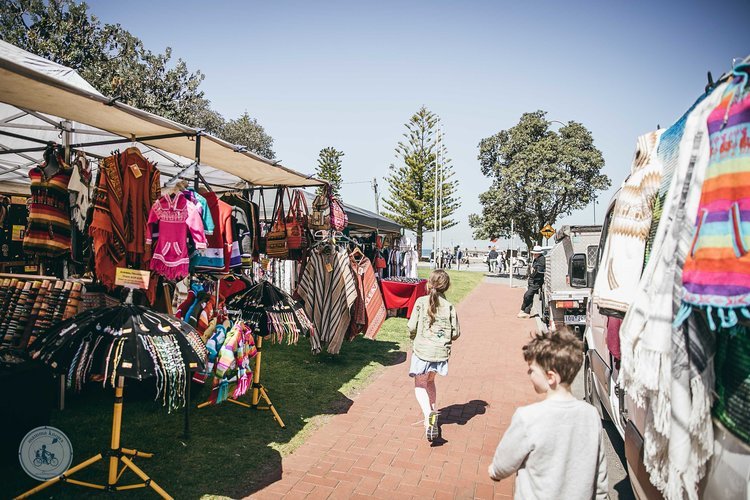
[
  {"x1": 146, "y1": 193, "x2": 207, "y2": 281},
  {"x1": 23, "y1": 164, "x2": 72, "y2": 257}
]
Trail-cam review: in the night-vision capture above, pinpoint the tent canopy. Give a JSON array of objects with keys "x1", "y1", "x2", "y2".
[{"x1": 0, "y1": 40, "x2": 323, "y2": 187}]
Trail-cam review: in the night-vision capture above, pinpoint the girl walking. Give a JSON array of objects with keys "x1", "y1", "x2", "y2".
[{"x1": 408, "y1": 269, "x2": 461, "y2": 441}]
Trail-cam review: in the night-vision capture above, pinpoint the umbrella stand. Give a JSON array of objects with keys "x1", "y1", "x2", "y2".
[
  {"x1": 197, "y1": 335, "x2": 285, "y2": 428},
  {"x1": 15, "y1": 377, "x2": 172, "y2": 500}
]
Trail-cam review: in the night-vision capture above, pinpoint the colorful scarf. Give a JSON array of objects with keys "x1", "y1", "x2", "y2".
[
  {"x1": 593, "y1": 130, "x2": 664, "y2": 315},
  {"x1": 677, "y1": 76, "x2": 750, "y2": 328}
]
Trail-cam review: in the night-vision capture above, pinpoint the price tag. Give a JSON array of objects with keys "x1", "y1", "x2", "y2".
[
  {"x1": 325, "y1": 263, "x2": 333, "y2": 273},
  {"x1": 11, "y1": 225, "x2": 24, "y2": 241},
  {"x1": 115, "y1": 268, "x2": 150, "y2": 289},
  {"x1": 129, "y1": 164, "x2": 142, "y2": 178},
  {"x1": 10, "y1": 196, "x2": 26, "y2": 205},
  {"x1": 24, "y1": 265, "x2": 38, "y2": 273}
]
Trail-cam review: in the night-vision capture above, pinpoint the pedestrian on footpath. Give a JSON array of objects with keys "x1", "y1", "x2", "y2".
[
  {"x1": 517, "y1": 245, "x2": 545, "y2": 318},
  {"x1": 488, "y1": 328, "x2": 608, "y2": 499},
  {"x1": 407, "y1": 269, "x2": 460, "y2": 442}
]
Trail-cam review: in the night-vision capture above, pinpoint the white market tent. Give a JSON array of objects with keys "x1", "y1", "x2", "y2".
[{"x1": 0, "y1": 39, "x2": 323, "y2": 189}]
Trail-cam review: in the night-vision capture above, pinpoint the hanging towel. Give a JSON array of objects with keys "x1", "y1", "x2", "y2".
[
  {"x1": 618, "y1": 84, "x2": 727, "y2": 500},
  {"x1": 593, "y1": 129, "x2": 664, "y2": 315}
]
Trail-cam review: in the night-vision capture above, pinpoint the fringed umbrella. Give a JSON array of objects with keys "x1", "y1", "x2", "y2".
[
  {"x1": 19, "y1": 302, "x2": 206, "y2": 499},
  {"x1": 28, "y1": 304, "x2": 207, "y2": 413},
  {"x1": 226, "y1": 280, "x2": 313, "y2": 345}
]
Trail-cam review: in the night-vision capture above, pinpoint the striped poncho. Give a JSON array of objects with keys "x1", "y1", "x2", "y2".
[
  {"x1": 297, "y1": 246, "x2": 357, "y2": 354},
  {"x1": 678, "y1": 78, "x2": 750, "y2": 328}
]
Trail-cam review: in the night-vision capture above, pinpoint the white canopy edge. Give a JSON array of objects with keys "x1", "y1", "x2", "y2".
[{"x1": 0, "y1": 40, "x2": 323, "y2": 187}]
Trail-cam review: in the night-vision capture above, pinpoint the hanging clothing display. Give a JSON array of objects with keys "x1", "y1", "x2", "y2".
[
  {"x1": 90, "y1": 147, "x2": 161, "y2": 290},
  {"x1": 296, "y1": 246, "x2": 357, "y2": 354},
  {"x1": 193, "y1": 192, "x2": 233, "y2": 272},
  {"x1": 146, "y1": 193, "x2": 207, "y2": 281},
  {"x1": 183, "y1": 188, "x2": 214, "y2": 236},
  {"x1": 348, "y1": 253, "x2": 386, "y2": 339},
  {"x1": 203, "y1": 320, "x2": 257, "y2": 406},
  {"x1": 593, "y1": 130, "x2": 664, "y2": 315},
  {"x1": 618, "y1": 83, "x2": 727, "y2": 500},
  {"x1": 68, "y1": 152, "x2": 92, "y2": 233},
  {"x1": 23, "y1": 161, "x2": 73, "y2": 257},
  {"x1": 402, "y1": 248, "x2": 419, "y2": 279}
]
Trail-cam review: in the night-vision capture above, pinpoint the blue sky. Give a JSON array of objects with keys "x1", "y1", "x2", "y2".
[{"x1": 88, "y1": 0, "x2": 749, "y2": 251}]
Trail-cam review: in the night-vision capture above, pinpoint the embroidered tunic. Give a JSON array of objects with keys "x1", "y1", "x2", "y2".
[
  {"x1": 23, "y1": 165, "x2": 72, "y2": 257},
  {"x1": 297, "y1": 246, "x2": 357, "y2": 354},
  {"x1": 146, "y1": 193, "x2": 207, "y2": 281}
]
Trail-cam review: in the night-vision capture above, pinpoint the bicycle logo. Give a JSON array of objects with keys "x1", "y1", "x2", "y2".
[{"x1": 18, "y1": 426, "x2": 73, "y2": 480}]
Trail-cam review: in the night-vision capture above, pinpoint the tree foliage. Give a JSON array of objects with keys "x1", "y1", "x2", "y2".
[
  {"x1": 0, "y1": 0, "x2": 274, "y2": 158},
  {"x1": 221, "y1": 112, "x2": 275, "y2": 160},
  {"x1": 315, "y1": 147, "x2": 344, "y2": 198},
  {"x1": 383, "y1": 106, "x2": 460, "y2": 255},
  {"x1": 469, "y1": 110, "x2": 610, "y2": 250}
]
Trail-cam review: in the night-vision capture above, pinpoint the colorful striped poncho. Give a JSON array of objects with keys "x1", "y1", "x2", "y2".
[{"x1": 678, "y1": 76, "x2": 750, "y2": 329}]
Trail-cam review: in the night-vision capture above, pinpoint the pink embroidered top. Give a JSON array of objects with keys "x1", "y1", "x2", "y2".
[{"x1": 146, "y1": 193, "x2": 207, "y2": 280}]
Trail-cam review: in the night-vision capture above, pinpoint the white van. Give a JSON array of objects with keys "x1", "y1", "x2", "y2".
[{"x1": 583, "y1": 193, "x2": 750, "y2": 499}]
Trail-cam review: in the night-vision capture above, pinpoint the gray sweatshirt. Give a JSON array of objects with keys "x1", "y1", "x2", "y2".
[{"x1": 488, "y1": 398, "x2": 608, "y2": 500}]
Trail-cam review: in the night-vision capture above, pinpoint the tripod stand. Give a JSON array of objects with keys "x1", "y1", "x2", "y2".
[
  {"x1": 198, "y1": 335, "x2": 285, "y2": 428},
  {"x1": 16, "y1": 377, "x2": 171, "y2": 499}
]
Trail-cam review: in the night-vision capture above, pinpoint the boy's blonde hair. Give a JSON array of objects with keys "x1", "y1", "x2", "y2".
[
  {"x1": 427, "y1": 269, "x2": 450, "y2": 327},
  {"x1": 522, "y1": 327, "x2": 583, "y2": 385}
]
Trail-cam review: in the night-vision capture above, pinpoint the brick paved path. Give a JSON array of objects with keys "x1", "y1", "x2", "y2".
[{"x1": 251, "y1": 278, "x2": 539, "y2": 499}]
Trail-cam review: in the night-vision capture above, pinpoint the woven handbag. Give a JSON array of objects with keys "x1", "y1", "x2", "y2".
[
  {"x1": 329, "y1": 194, "x2": 348, "y2": 231},
  {"x1": 309, "y1": 191, "x2": 330, "y2": 231},
  {"x1": 286, "y1": 190, "x2": 309, "y2": 251},
  {"x1": 265, "y1": 190, "x2": 289, "y2": 259}
]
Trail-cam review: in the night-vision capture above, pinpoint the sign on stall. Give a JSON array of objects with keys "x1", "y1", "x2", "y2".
[{"x1": 115, "y1": 268, "x2": 151, "y2": 289}]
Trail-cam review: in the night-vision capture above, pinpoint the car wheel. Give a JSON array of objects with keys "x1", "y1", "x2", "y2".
[{"x1": 584, "y1": 351, "x2": 610, "y2": 421}]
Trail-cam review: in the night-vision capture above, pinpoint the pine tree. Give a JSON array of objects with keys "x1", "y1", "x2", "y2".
[
  {"x1": 315, "y1": 147, "x2": 344, "y2": 198},
  {"x1": 383, "y1": 106, "x2": 460, "y2": 255}
]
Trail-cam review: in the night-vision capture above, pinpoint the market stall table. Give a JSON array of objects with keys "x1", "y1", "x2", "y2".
[{"x1": 379, "y1": 278, "x2": 427, "y2": 319}]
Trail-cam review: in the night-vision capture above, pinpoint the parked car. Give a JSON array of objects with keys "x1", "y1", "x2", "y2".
[{"x1": 540, "y1": 225, "x2": 601, "y2": 336}]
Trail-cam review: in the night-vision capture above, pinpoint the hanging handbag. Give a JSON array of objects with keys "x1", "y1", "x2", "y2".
[
  {"x1": 265, "y1": 190, "x2": 289, "y2": 259},
  {"x1": 309, "y1": 189, "x2": 331, "y2": 231},
  {"x1": 286, "y1": 190, "x2": 309, "y2": 258},
  {"x1": 329, "y1": 194, "x2": 348, "y2": 231}
]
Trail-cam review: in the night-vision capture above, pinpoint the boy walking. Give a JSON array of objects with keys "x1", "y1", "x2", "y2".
[{"x1": 488, "y1": 329, "x2": 608, "y2": 499}]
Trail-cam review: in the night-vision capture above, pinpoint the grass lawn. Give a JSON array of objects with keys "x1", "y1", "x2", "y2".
[{"x1": 5, "y1": 269, "x2": 483, "y2": 499}]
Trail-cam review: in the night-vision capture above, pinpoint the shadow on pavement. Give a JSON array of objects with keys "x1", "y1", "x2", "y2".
[
  {"x1": 603, "y1": 419, "x2": 636, "y2": 500},
  {"x1": 438, "y1": 399, "x2": 489, "y2": 425}
]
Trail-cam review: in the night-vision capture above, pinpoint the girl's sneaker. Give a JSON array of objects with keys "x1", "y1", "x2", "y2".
[{"x1": 426, "y1": 411, "x2": 439, "y2": 442}]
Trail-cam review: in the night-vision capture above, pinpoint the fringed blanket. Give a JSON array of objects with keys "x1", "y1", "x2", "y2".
[
  {"x1": 593, "y1": 130, "x2": 664, "y2": 315},
  {"x1": 619, "y1": 84, "x2": 727, "y2": 500}
]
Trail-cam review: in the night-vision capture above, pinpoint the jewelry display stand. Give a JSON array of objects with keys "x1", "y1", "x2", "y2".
[{"x1": 16, "y1": 377, "x2": 172, "y2": 499}]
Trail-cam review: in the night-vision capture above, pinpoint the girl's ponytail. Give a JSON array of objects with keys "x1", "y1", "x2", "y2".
[{"x1": 426, "y1": 269, "x2": 450, "y2": 327}]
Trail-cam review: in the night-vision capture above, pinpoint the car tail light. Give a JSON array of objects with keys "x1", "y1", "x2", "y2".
[{"x1": 556, "y1": 301, "x2": 579, "y2": 308}]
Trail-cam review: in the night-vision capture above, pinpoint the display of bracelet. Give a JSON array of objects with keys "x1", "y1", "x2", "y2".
[
  {"x1": 381, "y1": 277, "x2": 425, "y2": 284},
  {"x1": 0, "y1": 278, "x2": 84, "y2": 352}
]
